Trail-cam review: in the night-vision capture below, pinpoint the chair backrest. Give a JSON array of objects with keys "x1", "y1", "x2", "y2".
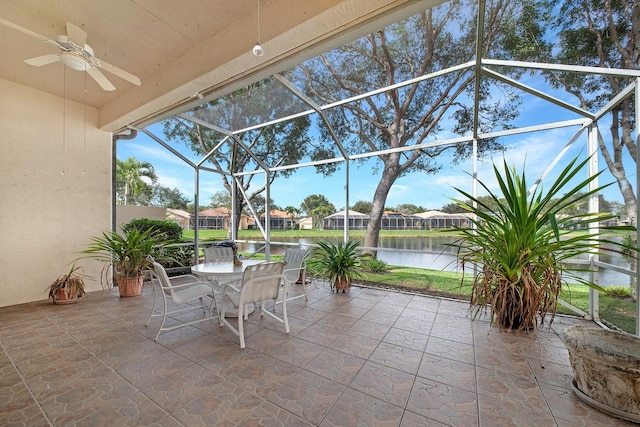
[
  {"x1": 204, "y1": 246, "x2": 234, "y2": 263},
  {"x1": 152, "y1": 261, "x2": 175, "y2": 298},
  {"x1": 283, "y1": 248, "x2": 307, "y2": 283},
  {"x1": 240, "y1": 262, "x2": 285, "y2": 304}
]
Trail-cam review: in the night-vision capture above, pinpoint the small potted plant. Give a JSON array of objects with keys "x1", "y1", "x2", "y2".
[
  {"x1": 81, "y1": 226, "x2": 161, "y2": 297},
  {"x1": 308, "y1": 240, "x2": 363, "y2": 292},
  {"x1": 48, "y1": 264, "x2": 86, "y2": 304}
]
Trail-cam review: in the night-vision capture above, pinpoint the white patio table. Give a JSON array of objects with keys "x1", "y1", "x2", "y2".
[{"x1": 191, "y1": 259, "x2": 264, "y2": 317}]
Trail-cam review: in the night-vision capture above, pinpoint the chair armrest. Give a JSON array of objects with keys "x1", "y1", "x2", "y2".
[
  {"x1": 170, "y1": 274, "x2": 201, "y2": 281},
  {"x1": 162, "y1": 280, "x2": 217, "y2": 294}
]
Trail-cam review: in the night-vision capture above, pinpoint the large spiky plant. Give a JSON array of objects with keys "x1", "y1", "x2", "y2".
[
  {"x1": 452, "y1": 156, "x2": 630, "y2": 331},
  {"x1": 308, "y1": 240, "x2": 363, "y2": 291},
  {"x1": 81, "y1": 226, "x2": 162, "y2": 287}
]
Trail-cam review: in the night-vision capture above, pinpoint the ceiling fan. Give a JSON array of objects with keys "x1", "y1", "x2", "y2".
[{"x1": 0, "y1": 18, "x2": 141, "y2": 91}]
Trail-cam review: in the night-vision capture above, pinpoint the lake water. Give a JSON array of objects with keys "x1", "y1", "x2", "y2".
[{"x1": 237, "y1": 235, "x2": 634, "y2": 287}]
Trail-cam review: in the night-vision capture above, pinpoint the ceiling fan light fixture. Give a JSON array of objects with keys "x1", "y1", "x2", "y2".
[
  {"x1": 59, "y1": 51, "x2": 89, "y2": 71},
  {"x1": 252, "y1": 44, "x2": 264, "y2": 57},
  {"x1": 252, "y1": 0, "x2": 264, "y2": 57}
]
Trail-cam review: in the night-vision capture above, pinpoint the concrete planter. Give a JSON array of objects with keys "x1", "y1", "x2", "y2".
[{"x1": 562, "y1": 326, "x2": 640, "y2": 423}]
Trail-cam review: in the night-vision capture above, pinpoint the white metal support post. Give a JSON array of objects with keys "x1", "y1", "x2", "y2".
[
  {"x1": 265, "y1": 170, "x2": 271, "y2": 260},
  {"x1": 635, "y1": 78, "x2": 640, "y2": 336},
  {"x1": 194, "y1": 169, "x2": 200, "y2": 263},
  {"x1": 587, "y1": 124, "x2": 599, "y2": 321},
  {"x1": 344, "y1": 161, "x2": 349, "y2": 242}
]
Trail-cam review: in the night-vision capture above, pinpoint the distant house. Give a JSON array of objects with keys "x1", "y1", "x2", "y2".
[
  {"x1": 166, "y1": 209, "x2": 191, "y2": 229},
  {"x1": 259, "y1": 209, "x2": 299, "y2": 230},
  {"x1": 298, "y1": 217, "x2": 313, "y2": 230},
  {"x1": 323, "y1": 210, "x2": 369, "y2": 230},
  {"x1": 381, "y1": 211, "x2": 424, "y2": 230},
  {"x1": 190, "y1": 207, "x2": 253, "y2": 230},
  {"x1": 416, "y1": 211, "x2": 471, "y2": 229}
]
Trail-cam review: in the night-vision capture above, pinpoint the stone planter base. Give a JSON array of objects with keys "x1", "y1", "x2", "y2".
[{"x1": 562, "y1": 326, "x2": 640, "y2": 423}]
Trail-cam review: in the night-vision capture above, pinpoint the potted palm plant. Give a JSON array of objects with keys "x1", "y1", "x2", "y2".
[
  {"x1": 451, "y1": 156, "x2": 626, "y2": 331},
  {"x1": 47, "y1": 263, "x2": 86, "y2": 304},
  {"x1": 308, "y1": 240, "x2": 363, "y2": 292},
  {"x1": 81, "y1": 226, "x2": 161, "y2": 297}
]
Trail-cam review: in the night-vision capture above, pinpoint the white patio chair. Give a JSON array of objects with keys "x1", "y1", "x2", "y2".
[
  {"x1": 204, "y1": 246, "x2": 234, "y2": 263},
  {"x1": 274, "y1": 248, "x2": 309, "y2": 308},
  {"x1": 145, "y1": 261, "x2": 219, "y2": 342},
  {"x1": 219, "y1": 262, "x2": 289, "y2": 349}
]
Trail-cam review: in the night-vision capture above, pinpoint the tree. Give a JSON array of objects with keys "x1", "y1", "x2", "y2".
[
  {"x1": 210, "y1": 191, "x2": 232, "y2": 209},
  {"x1": 252, "y1": 194, "x2": 278, "y2": 216},
  {"x1": 152, "y1": 186, "x2": 190, "y2": 209},
  {"x1": 442, "y1": 195, "x2": 505, "y2": 213},
  {"x1": 395, "y1": 203, "x2": 424, "y2": 214},
  {"x1": 162, "y1": 80, "x2": 311, "y2": 234},
  {"x1": 558, "y1": 192, "x2": 613, "y2": 216},
  {"x1": 115, "y1": 157, "x2": 157, "y2": 205},
  {"x1": 351, "y1": 200, "x2": 373, "y2": 214},
  {"x1": 301, "y1": 194, "x2": 334, "y2": 214},
  {"x1": 311, "y1": 205, "x2": 335, "y2": 230},
  {"x1": 301, "y1": 194, "x2": 336, "y2": 228},
  {"x1": 284, "y1": 206, "x2": 301, "y2": 229},
  {"x1": 506, "y1": 0, "x2": 639, "y2": 223},
  {"x1": 441, "y1": 202, "x2": 468, "y2": 214},
  {"x1": 297, "y1": 0, "x2": 522, "y2": 252}
]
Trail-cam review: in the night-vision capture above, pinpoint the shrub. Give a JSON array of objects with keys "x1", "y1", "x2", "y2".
[
  {"x1": 361, "y1": 257, "x2": 389, "y2": 273},
  {"x1": 123, "y1": 218, "x2": 182, "y2": 241},
  {"x1": 603, "y1": 286, "x2": 633, "y2": 299},
  {"x1": 122, "y1": 219, "x2": 193, "y2": 268}
]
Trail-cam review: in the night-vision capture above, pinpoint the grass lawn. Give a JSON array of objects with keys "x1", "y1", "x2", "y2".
[{"x1": 559, "y1": 285, "x2": 637, "y2": 334}]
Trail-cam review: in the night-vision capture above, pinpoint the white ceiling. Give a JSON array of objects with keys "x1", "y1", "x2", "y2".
[{"x1": 0, "y1": 0, "x2": 441, "y2": 131}]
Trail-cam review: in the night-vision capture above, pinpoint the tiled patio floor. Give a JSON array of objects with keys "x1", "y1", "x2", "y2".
[{"x1": 1, "y1": 281, "x2": 634, "y2": 426}]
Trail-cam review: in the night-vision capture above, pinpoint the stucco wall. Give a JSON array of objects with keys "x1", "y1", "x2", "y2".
[{"x1": 0, "y1": 78, "x2": 112, "y2": 307}]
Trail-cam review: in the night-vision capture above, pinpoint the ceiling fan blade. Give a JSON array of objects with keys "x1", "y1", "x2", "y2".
[
  {"x1": 25, "y1": 54, "x2": 60, "y2": 66},
  {"x1": 0, "y1": 17, "x2": 50, "y2": 42},
  {"x1": 87, "y1": 67, "x2": 116, "y2": 91},
  {"x1": 65, "y1": 22, "x2": 86, "y2": 48},
  {"x1": 99, "y1": 59, "x2": 141, "y2": 86}
]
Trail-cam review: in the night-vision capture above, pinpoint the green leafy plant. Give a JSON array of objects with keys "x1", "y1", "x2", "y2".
[
  {"x1": 308, "y1": 240, "x2": 363, "y2": 291},
  {"x1": 47, "y1": 263, "x2": 86, "y2": 303},
  {"x1": 361, "y1": 257, "x2": 389, "y2": 274},
  {"x1": 603, "y1": 286, "x2": 634, "y2": 299},
  {"x1": 81, "y1": 226, "x2": 162, "y2": 286},
  {"x1": 452, "y1": 156, "x2": 630, "y2": 331}
]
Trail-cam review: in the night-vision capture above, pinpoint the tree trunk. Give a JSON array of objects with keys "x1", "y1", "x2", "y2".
[{"x1": 363, "y1": 154, "x2": 400, "y2": 256}]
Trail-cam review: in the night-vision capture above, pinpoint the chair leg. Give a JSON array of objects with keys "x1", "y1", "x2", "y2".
[
  {"x1": 219, "y1": 295, "x2": 227, "y2": 326},
  {"x1": 282, "y1": 296, "x2": 290, "y2": 334},
  {"x1": 208, "y1": 294, "x2": 218, "y2": 319},
  {"x1": 145, "y1": 279, "x2": 159, "y2": 327},
  {"x1": 238, "y1": 303, "x2": 246, "y2": 349},
  {"x1": 154, "y1": 297, "x2": 169, "y2": 342}
]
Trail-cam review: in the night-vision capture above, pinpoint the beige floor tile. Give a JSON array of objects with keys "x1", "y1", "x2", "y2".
[{"x1": 0, "y1": 285, "x2": 629, "y2": 427}]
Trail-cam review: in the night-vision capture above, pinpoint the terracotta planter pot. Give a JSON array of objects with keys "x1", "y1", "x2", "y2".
[
  {"x1": 334, "y1": 277, "x2": 351, "y2": 292},
  {"x1": 52, "y1": 289, "x2": 80, "y2": 304},
  {"x1": 562, "y1": 326, "x2": 640, "y2": 423},
  {"x1": 116, "y1": 275, "x2": 144, "y2": 297}
]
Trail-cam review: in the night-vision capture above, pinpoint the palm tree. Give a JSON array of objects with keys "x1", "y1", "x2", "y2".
[
  {"x1": 116, "y1": 158, "x2": 158, "y2": 205},
  {"x1": 284, "y1": 206, "x2": 301, "y2": 229}
]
